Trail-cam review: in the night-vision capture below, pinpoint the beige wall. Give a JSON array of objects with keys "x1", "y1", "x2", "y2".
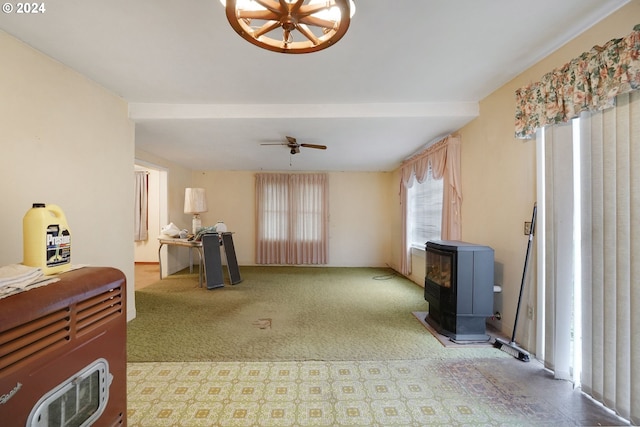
[
  {"x1": 456, "y1": 2, "x2": 640, "y2": 352},
  {"x1": 0, "y1": 31, "x2": 137, "y2": 320},
  {"x1": 191, "y1": 171, "x2": 256, "y2": 265},
  {"x1": 329, "y1": 172, "x2": 393, "y2": 267},
  {"x1": 190, "y1": 171, "x2": 395, "y2": 267}
]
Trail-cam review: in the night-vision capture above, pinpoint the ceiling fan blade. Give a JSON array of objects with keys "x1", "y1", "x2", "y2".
[
  {"x1": 300, "y1": 143, "x2": 327, "y2": 150},
  {"x1": 263, "y1": 137, "x2": 325, "y2": 155}
]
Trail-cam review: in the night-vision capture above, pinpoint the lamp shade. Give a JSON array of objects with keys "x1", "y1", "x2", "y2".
[{"x1": 184, "y1": 188, "x2": 208, "y2": 214}]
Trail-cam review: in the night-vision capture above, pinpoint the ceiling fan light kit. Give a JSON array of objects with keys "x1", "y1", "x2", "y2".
[{"x1": 219, "y1": 0, "x2": 355, "y2": 54}]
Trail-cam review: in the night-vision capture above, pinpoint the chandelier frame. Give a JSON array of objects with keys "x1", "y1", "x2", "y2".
[{"x1": 223, "y1": 0, "x2": 352, "y2": 54}]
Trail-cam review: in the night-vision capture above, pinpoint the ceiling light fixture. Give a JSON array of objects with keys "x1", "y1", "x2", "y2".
[{"x1": 219, "y1": 0, "x2": 355, "y2": 54}]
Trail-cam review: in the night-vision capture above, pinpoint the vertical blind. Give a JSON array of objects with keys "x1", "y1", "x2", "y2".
[
  {"x1": 539, "y1": 91, "x2": 640, "y2": 423},
  {"x1": 579, "y1": 91, "x2": 639, "y2": 423},
  {"x1": 539, "y1": 123, "x2": 575, "y2": 381}
]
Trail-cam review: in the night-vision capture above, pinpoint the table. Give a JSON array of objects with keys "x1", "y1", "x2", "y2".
[
  {"x1": 158, "y1": 233, "x2": 241, "y2": 290},
  {"x1": 157, "y1": 238, "x2": 204, "y2": 287}
]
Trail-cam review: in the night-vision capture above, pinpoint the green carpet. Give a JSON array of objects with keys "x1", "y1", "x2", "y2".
[{"x1": 127, "y1": 266, "x2": 496, "y2": 362}]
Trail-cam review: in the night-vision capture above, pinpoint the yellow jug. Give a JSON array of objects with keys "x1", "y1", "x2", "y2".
[{"x1": 23, "y1": 203, "x2": 71, "y2": 275}]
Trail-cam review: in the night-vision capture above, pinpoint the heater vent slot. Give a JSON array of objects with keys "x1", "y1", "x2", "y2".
[
  {"x1": 0, "y1": 308, "x2": 71, "y2": 372},
  {"x1": 76, "y1": 287, "x2": 123, "y2": 336},
  {"x1": 0, "y1": 286, "x2": 123, "y2": 373}
]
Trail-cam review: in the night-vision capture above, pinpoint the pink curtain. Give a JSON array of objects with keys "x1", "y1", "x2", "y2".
[
  {"x1": 256, "y1": 173, "x2": 328, "y2": 264},
  {"x1": 399, "y1": 135, "x2": 462, "y2": 275},
  {"x1": 134, "y1": 171, "x2": 148, "y2": 241}
]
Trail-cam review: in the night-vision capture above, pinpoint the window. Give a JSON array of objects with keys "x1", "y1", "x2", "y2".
[
  {"x1": 407, "y1": 166, "x2": 443, "y2": 249},
  {"x1": 399, "y1": 135, "x2": 462, "y2": 275},
  {"x1": 260, "y1": 178, "x2": 289, "y2": 241},
  {"x1": 256, "y1": 173, "x2": 328, "y2": 264}
]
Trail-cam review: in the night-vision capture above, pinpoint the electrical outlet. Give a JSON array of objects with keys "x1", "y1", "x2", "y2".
[
  {"x1": 524, "y1": 221, "x2": 532, "y2": 235},
  {"x1": 527, "y1": 305, "x2": 534, "y2": 319}
]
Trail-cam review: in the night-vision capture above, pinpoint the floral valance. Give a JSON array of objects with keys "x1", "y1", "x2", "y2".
[{"x1": 515, "y1": 24, "x2": 640, "y2": 139}]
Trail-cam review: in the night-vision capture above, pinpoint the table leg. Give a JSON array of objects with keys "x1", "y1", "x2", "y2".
[
  {"x1": 195, "y1": 247, "x2": 205, "y2": 288},
  {"x1": 158, "y1": 243, "x2": 164, "y2": 280}
]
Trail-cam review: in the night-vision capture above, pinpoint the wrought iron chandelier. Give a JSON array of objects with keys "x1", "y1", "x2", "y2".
[{"x1": 219, "y1": 0, "x2": 356, "y2": 54}]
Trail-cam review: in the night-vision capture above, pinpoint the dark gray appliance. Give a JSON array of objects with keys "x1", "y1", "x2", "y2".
[{"x1": 424, "y1": 240, "x2": 494, "y2": 341}]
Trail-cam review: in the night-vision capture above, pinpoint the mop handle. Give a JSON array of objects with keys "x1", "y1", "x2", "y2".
[{"x1": 511, "y1": 203, "x2": 537, "y2": 343}]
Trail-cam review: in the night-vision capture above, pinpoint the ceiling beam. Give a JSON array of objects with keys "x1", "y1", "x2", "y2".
[{"x1": 129, "y1": 102, "x2": 479, "y2": 120}]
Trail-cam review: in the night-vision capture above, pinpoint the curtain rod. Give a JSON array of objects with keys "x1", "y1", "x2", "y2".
[{"x1": 403, "y1": 133, "x2": 459, "y2": 162}]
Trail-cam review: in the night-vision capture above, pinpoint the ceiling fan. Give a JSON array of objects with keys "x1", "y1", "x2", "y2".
[{"x1": 262, "y1": 136, "x2": 327, "y2": 155}]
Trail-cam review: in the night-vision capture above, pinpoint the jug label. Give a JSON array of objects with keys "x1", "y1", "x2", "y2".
[{"x1": 46, "y1": 224, "x2": 71, "y2": 267}]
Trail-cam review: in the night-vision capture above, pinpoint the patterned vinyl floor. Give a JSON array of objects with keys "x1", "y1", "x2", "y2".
[{"x1": 127, "y1": 357, "x2": 626, "y2": 426}]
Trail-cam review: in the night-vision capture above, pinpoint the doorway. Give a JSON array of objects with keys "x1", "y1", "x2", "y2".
[{"x1": 134, "y1": 161, "x2": 168, "y2": 287}]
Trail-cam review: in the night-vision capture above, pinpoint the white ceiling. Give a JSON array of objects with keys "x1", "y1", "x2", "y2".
[{"x1": 0, "y1": 0, "x2": 629, "y2": 171}]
